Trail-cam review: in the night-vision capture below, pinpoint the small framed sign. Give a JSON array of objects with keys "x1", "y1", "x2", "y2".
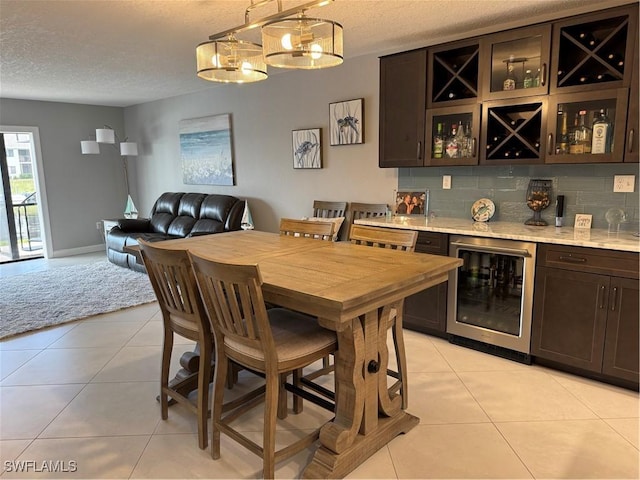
[{"x1": 574, "y1": 214, "x2": 593, "y2": 229}]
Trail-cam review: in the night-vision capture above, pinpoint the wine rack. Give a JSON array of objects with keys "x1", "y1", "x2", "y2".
[
  {"x1": 482, "y1": 100, "x2": 545, "y2": 164},
  {"x1": 429, "y1": 42, "x2": 480, "y2": 105},
  {"x1": 553, "y1": 9, "x2": 634, "y2": 91}
]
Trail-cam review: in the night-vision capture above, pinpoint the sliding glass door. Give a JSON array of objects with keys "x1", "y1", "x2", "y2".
[{"x1": 0, "y1": 129, "x2": 47, "y2": 263}]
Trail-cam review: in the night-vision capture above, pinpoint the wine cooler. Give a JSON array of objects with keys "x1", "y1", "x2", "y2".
[{"x1": 447, "y1": 235, "x2": 537, "y2": 361}]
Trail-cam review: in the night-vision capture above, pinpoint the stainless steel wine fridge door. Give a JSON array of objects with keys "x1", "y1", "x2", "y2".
[{"x1": 447, "y1": 235, "x2": 537, "y2": 354}]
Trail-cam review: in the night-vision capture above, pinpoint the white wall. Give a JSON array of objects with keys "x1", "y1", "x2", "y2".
[{"x1": 125, "y1": 53, "x2": 397, "y2": 232}]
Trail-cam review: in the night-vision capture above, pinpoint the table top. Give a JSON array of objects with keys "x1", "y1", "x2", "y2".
[{"x1": 156, "y1": 230, "x2": 462, "y2": 325}]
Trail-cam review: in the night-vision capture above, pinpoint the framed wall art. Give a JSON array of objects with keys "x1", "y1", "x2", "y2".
[
  {"x1": 395, "y1": 190, "x2": 428, "y2": 215},
  {"x1": 179, "y1": 113, "x2": 235, "y2": 185},
  {"x1": 329, "y1": 98, "x2": 364, "y2": 146},
  {"x1": 292, "y1": 128, "x2": 322, "y2": 169}
]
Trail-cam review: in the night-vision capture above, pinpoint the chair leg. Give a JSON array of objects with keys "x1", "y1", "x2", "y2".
[
  {"x1": 391, "y1": 313, "x2": 408, "y2": 410},
  {"x1": 160, "y1": 328, "x2": 174, "y2": 420},
  {"x1": 293, "y1": 369, "x2": 303, "y2": 414},
  {"x1": 263, "y1": 372, "x2": 279, "y2": 479},
  {"x1": 211, "y1": 352, "x2": 228, "y2": 460},
  {"x1": 196, "y1": 340, "x2": 211, "y2": 450},
  {"x1": 278, "y1": 373, "x2": 288, "y2": 420}
]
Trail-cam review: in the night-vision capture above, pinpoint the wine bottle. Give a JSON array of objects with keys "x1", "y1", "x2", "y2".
[
  {"x1": 569, "y1": 114, "x2": 584, "y2": 154},
  {"x1": 433, "y1": 123, "x2": 444, "y2": 159},
  {"x1": 523, "y1": 69, "x2": 534, "y2": 88},
  {"x1": 557, "y1": 105, "x2": 569, "y2": 154},
  {"x1": 591, "y1": 109, "x2": 613, "y2": 154}
]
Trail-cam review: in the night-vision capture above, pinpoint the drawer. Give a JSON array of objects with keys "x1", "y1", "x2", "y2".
[
  {"x1": 537, "y1": 243, "x2": 639, "y2": 279},
  {"x1": 415, "y1": 232, "x2": 449, "y2": 255}
]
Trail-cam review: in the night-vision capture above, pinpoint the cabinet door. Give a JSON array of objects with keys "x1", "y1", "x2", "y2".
[
  {"x1": 481, "y1": 24, "x2": 552, "y2": 101},
  {"x1": 379, "y1": 49, "x2": 427, "y2": 168},
  {"x1": 551, "y1": 4, "x2": 638, "y2": 94},
  {"x1": 531, "y1": 266, "x2": 608, "y2": 372},
  {"x1": 624, "y1": 28, "x2": 638, "y2": 163},
  {"x1": 428, "y1": 38, "x2": 480, "y2": 107},
  {"x1": 602, "y1": 277, "x2": 639, "y2": 382},
  {"x1": 481, "y1": 97, "x2": 547, "y2": 165},
  {"x1": 546, "y1": 89, "x2": 629, "y2": 164},
  {"x1": 426, "y1": 104, "x2": 480, "y2": 166}
]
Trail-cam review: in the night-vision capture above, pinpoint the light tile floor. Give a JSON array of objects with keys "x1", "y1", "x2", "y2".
[{"x1": 1, "y1": 255, "x2": 639, "y2": 479}]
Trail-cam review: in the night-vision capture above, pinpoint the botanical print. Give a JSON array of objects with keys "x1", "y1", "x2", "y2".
[
  {"x1": 292, "y1": 128, "x2": 322, "y2": 169},
  {"x1": 329, "y1": 98, "x2": 363, "y2": 145},
  {"x1": 180, "y1": 114, "x2": 235, "y2": 185}
]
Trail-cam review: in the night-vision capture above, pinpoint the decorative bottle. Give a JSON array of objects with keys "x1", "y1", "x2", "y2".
[
  {"x1": 445, "y1": 124, "x2": 459, "y2": 158},
  {"x1": 503, "y1": 60, "x2": 517, "y2": 90},
  {"x1": 523, "y1": 69, "x2": 534, "y2": 88},
  {"x1": 591, "y1": 109, "x2": 613, "y2": 154},
  {"x1": 433, "y1": 122, "x2": 444, "y2": 159}
]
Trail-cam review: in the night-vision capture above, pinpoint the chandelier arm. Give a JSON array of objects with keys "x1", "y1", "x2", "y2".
[
  {"x1": 245, "y1": 0, "x2": 282, "y2": 23},
  {"x1": 209, "y1": 0, "x2": 333, "y2": 40}
]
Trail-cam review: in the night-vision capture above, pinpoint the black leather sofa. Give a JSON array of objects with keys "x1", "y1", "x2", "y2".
[{"x1": 106, "y1": 192, "x2": 245, "y2": 272}]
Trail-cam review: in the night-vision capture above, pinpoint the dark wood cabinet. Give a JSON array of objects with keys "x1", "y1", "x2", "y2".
[
  {"x1": 379, "y1": 49, "x2": 427, "y2": 168},
  {"x1": 624, "y1": 25, "x2": 638, "y2": 163},
  {"x1": 403, "y1": 232, "x2": 449, "y2": 336},
  {"x1": 532, "y1": 244, "x2": 639, "y2": 385},
  {"x1": 428, "y1": 38, "x2": 481, "y2": 107},
  {"x1": 425, "y1": 104, "x2": 481, "y2": 166}
]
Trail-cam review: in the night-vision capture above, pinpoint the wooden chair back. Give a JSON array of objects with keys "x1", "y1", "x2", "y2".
[
  {"x1": 279, "y1": 218, "x2": 335, "y2": 241},
  {"x1": 312, "y1": 200, "x2": 347, "y2": 218},
  {"x1": 139, "y1": 239, "x2": 210, "y2": 341},
  {"x1": 350, "y1": 202, "x2": 388, "y2": 223},
  {"x1": 348, "y1": 224, "x2": 418, "y2": 252}
]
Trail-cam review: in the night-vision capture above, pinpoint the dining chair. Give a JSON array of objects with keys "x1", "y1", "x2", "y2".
[
  {"x1": 349, "y1": 202, "x2": 388, "y2": 223},
  {"x1": 312, "y1": 200, "x2": 347, "y2": 218},
  {"x1": 349, "y1": 224, "x2": 418, "y2": 409},
  {"x1": 189, "y1": 253, "x2": 337, "y2": 479},
  {"x1": 138, "y1": 239, "x2": 213, "y2": 450},
  {"x1": 279, "y1": 217, "x2": 335, "y2": 241}
]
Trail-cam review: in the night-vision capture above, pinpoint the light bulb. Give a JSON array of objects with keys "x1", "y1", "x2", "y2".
[
  {"x1": 310, "y1": 43, "x2": 323, "y2": 60},
  {"x1": 211, "y1": 53, "x2": 221, "y2": 67},
  {"x1": 281, "y1": 33, "x2": 293, "y2": 50},
  {"x1": 241, "y1": 61, "x2": 253, "y2": 74}
]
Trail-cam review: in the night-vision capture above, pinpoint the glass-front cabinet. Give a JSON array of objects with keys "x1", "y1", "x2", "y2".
[
  {"x1": 428, "y1": 39, "x2": 480, "y2": 107},
  {"x1": 481, "y1": 97, "x2": 547, "y2": 165},
  {"x1": 546, "y1": 89, "x2": 629, "y2": 164},
  {"x1": 481, "y1": 25, "x2": 551, "y2": 101},
  {"x1": 551, "y1": 6, "x2": 637, "y2": 93},
  {"x1": 426, "y1": 105, "x2": 481, "y2": 166}
]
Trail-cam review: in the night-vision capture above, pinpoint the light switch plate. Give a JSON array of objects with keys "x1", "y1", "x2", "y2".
[
  {"x1": 613, "y1": 175, "x2": 635, "y2": 192},
  {"x1": 442, "y1": 175, "x2": 451, "y2": 189}
]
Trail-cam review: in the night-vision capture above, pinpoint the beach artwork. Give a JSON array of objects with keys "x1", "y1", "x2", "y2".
[{"x1": 180, "y1": 114, "x2": 235, "y2": 185}]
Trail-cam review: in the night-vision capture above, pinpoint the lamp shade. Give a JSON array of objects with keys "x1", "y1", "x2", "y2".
[
  {"x1": 80, "y1": 140, "x2": 100, "y2": 154},
  {"x1": 96, "y1": 128, "x2": 115, "y2": 144},
  {"x1": 120, "y1": 142, "x2": 138, "y2": 156},
  {"x1": 261, "y1": 17, "x2": 343, "y2": 69},
  {"x1": 196, "y1": 38, "x2": 268, "y2": 83}
]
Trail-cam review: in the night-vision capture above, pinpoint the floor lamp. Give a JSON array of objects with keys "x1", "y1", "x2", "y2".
[{"x1": 81, "y1": 126, "x2": 139, "y2": 218}]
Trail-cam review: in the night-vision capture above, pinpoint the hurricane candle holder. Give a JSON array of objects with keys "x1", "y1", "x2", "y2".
[{"x1": 525, "y1": 179, "x2": 552, "y2": 226}]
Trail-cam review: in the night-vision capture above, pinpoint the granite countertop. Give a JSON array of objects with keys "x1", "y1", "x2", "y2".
[{"x1": 355, "y1": 216, "x2": 640, "y2": 253}]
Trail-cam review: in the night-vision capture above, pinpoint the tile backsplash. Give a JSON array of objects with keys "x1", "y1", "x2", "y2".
[{"x1": 399, "y1": 163, "x2": 639, "y2": 231}]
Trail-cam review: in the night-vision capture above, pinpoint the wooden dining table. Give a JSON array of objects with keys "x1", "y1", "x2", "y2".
[{"x1": 153, "y1": 230, "x2": 462, "y2": 478}]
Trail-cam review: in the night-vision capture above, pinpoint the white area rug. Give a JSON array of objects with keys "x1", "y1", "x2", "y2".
[{"x1": 1, "y1": 261, "x2": 156, "y2": 339}]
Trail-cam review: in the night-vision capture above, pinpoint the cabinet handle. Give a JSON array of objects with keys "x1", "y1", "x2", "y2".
[
  {"x1": 547, "y1": 133, "x2": 554, "y2": 155},
  {"x1": 541, "y1": 63, "x2": 547, "y2": 87},
  {"x1": 599, "y1": 285, "x2": 606, "y2": 309},
  {"x1": 628, "y1": 129, "x2": 635, "y2": 154},
  {"x1": 558, "y1": 255, "x2": 587, "y2": 263},
  {"x1": 417, "y1": 141, "x2": 422, "y2": 160},
  {"x1": 472, "y1": 137, "x2": 477, "y2": 157},
  {"x1": 610, "y1": 286, "x2": 618, "y2": 311}
]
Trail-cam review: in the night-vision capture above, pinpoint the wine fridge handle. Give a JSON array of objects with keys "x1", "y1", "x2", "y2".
[
  {"x1": 450, "y1": 242, "x2": 531, "y2": 257},
  {"x1": 628, "y1": 129, "x2": 635, "y2": 154},
  {"x1": 541, "y1": 63, "x2": 547, "y2": 87},
  {"x1": 547, "y1": 133, "x2": 554, "y2": 155}
]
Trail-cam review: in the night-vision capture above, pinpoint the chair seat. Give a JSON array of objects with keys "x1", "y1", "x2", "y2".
[{"x1": 225, "y1": 308, "x2": 336, "y2": 365}]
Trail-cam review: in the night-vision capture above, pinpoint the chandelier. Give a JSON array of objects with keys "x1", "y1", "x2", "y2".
[{"x1": 196, "y1": 0, "x2": 343, "y2": 84}]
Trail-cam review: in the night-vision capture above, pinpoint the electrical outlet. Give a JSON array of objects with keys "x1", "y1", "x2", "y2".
[
  {"x1": 442, "y1": 175, "x2": 452, "y2": 190},
  {"x1": 96, "y1": 221, "x2": 102, "y2": 230},
  {"x1": 613, "y1": 175, "x2": 635, "y2": 192}
]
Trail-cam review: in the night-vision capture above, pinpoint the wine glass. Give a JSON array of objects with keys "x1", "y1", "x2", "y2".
[{"x1": 525, "y1": 179, "x2": 552, "y2": 226}]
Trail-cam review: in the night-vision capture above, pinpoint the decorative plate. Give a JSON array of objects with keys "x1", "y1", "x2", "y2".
[{"x1": 471, "y1": 198, "x2": 495, "y2": 222}]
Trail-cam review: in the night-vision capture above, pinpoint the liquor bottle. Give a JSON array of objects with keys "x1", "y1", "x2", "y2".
[
  {"x1": 445, "y1": 124, "x2": 459, "y2": 158},
  {"x1": 433, "y1": 122, "x2": 444, "y2": 159},
  {"x1": 464, "y1": 121, "x2": 473, "y2": 157},
  {"x1": 591, "y1": 109, "x2": 613, "y2": 154},
  {"x1": 503, "y1": 60, "x2": 517, "y2": 90},
  {"x1": 575, "y1": 110, "x2": 592, "y2": 153},
  {"x1": 569, "y1": 114, "x2": 583, "y2": 154},
  {"x1": 455, "y1": 122, "x2": 467, "y2": 157},
  {"x1": 533, "y1": 68, "x2": 541, "y2": 87},
  {"x1": 557, "y1": 105, "x2": 569, "y2": 154},
  {"x1": 523, "y1": 69, "x2": 533, "y2": 88}
]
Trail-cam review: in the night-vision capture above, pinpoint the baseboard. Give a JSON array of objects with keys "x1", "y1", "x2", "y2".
[{"x1": 51, "y1": 244, "x2": 105, "y2": 258}]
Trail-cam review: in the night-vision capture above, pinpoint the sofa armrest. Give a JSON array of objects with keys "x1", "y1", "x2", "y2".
[{"x1": 116, "y1": 218, "x2": 151, "y2": 232}]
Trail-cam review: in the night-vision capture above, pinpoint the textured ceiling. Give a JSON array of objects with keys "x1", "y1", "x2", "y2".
[{"x1": 0, "y1": 0, "x2": 627, "y2": 107}]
